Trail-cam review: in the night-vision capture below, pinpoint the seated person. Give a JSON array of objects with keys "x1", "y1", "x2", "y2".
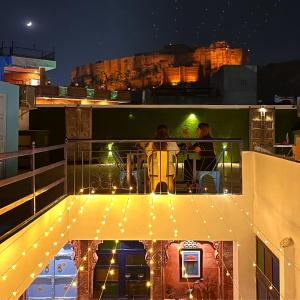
[
  {"x1": 145, "y1": 125, "x2": 179, "y2": 191},
  {"x1": 183, "y1": 122, "x2": 217, "y2": 182}
]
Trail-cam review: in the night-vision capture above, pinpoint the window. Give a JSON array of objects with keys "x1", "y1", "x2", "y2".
[
  {"x1": 241, "y1": 79, "x2": 247, "y2": 88},
  {"x1": 94, "y1": 241, "x2": 150, "y2": 299},
  {"x1": 256, "y1": 238, "x2": 280, "y2": 300}
]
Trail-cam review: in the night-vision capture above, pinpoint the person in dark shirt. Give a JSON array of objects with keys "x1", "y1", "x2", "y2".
[
  {"x1": 183, "y1": 123, "x2": 217, "y2": 183},
  {"x1": 193, "y1": 123, "x2": 216, "y2": 171}
]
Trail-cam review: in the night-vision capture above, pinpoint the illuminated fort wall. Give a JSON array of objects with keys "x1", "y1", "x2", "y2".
[{"x1": 71, "y1": 41, "x2": 245, "y2": 90}]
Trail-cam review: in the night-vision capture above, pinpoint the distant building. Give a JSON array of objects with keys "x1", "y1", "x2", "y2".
[
  {"x1": 71, "y1": 41, "x2": 249, "y2": 91},
  {"x1": 211, "y1": 65, "x2": 257, "y2": 104}
]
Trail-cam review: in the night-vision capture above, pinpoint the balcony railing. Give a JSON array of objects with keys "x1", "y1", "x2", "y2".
[
  {"x1": 68, "y1": 139, "x2": 243, "y2": 196},
  {"x1": 0, "y1": 144, "x2": 67, "y2": 242},
  {"x1": 0, "y1": 42, "x2": 55, "y2": 60},
  {"x1": 0, "y1": 139, "x2": 242, "y2": 241}
]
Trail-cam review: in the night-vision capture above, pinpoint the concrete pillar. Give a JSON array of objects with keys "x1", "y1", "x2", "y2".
[{"x1": 72, "y1": 240, "x2": 102, "y2": 300}]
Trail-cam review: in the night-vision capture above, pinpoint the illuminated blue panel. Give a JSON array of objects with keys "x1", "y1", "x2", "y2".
[{"x1": 27, "y1": 243, "x2": 77, "y2": 300}]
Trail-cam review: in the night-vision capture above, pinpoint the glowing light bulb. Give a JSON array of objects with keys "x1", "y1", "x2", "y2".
[
  {"x1": 72, "y1": 282, "x2": 77, "y2": 287},
  {"x1": 150, "y1": 259, "x2": 154, "y2": 265},
  {"x1": 111, "y1": 258, "x2": 115, "y2": 264},
  {"x1": 109, "y1": 269, "x2": 115, "y2": 275},
  {"x1": 189, "y1": 294, "x2": 193, "y2": 299},
  {"x1": 45, "y1": 252, "x2": 50, "y2": 256},
  {"x1": 226, "y1": 271, "x2": 230, "y2": 277},
  {"x1": 12, "y1": 291, "x2": 17, "y2": 296},
  {"x1": 11, "y1": 265, "x2": 16, "y2": 270},
  {"x1": 146, "y1": 281, "x2": 151, "y2": 287},
  {"x1": 53, "y1": 241, "x2": 58, "y2": 246},
  {"x1": 79, "y1": 266, "x2": 84, "y2": 271},
  {"x1": 30, "y1": 273, "x2": 35, "y2": 278},
  {"x1": 33, "y1": 243, "x2": 38, "y2": 248},
  {"x1": 2, "y1": 275, "x2": 7, "y2": 280},
  {"x1": 80, "y1": 188, "x2": 84, "y2": 193},
  {"x1": 112, "y1": 249, "x2": 116, "y2": 254},
  {"x1": 22, "y1": 251, "x2": 26, "y2": 256},
  {"x1": 38, "y1": 263, "x2": 43, "y2": 268},
  {"x1": 83, "y1": 256, "x2": 87, "y2": 261},
  {"x1": 102, "y1": 284, "x2": 106, "y2": 290}
]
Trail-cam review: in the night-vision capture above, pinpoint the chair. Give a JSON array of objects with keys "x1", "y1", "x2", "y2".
[
  {"x1": 198, "y1": 171, "x2": 222, "y2": 193},
  {"x1": 147, "y1": 151, "x2": 177, "y2": 193},
  {"x1": 198, "y1": 152, "x2": 223, "y2": 193}
]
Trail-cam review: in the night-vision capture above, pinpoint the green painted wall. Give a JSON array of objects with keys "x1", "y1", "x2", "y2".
[
  {"x1": 275, "y1": 109, "x2": 300, "y2": 143},
  {"x1": 29, "y1": 107, "x2": 300, "y2": 151},
  {"x1": 93, "y1": 108, "x2": 249, "y2": 149}
]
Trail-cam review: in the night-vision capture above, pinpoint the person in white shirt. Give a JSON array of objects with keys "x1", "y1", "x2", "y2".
[{"x1": 145, "y1": 125, "x2": 179, "y2": 177}]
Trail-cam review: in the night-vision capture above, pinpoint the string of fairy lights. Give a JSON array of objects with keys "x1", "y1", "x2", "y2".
[
  {"x1": 188, "y1": 194, "x2": 241, "y2": 298},
  {"x1": 1, "y1": 193, "x2": 92, "y2": 299},
  {"x1": 3, "y1": 183, "x2": 300, "y2": 299},
  {"x1": 226, "y1": 192, "x2": 300, "y2": 272},
  {"x1": 191, "y1": 192, "x2": 290, "y2": 299},
  {"x1": 167, "y1": 194, "x2": 194, "y2": 299},
  {"x1": 202, "y1": 194, "x2": 284, "y2": 297}
]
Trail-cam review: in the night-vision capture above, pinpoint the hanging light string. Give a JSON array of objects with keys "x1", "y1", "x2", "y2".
[
  {"x1": 98, "y1": 240, "x2": 119, "y2": 300},
  {"x1": 64, "y1": 193, "x2": 117, "y2": 298},
  {"x1": 118, "y1": 192, "x2": 132, "y2": 235},
  {"x1": 167, "y1": 194, "x2": 193, "y2": 299},
  {"x1": 4, "y1": 193, "x2": 91, "y2": 299},
  {"x1": 94, "y1": 195, "x2": 115, "y2": 240},
  {"x1": 207, "y1": 195, "x2": 284, "y2": 296},
  {"x1": 189, "y1": 194, "x2": 243, "y2": 298},
  {"x1": 227, "y1": 193, "x2": 300, "y2": 273},
  {"x1": 62, "y1": 241, "x2": 95, "y2": 298},
  {"x1": 148, "y1": 193, "x2": 157, "y2": 239}
]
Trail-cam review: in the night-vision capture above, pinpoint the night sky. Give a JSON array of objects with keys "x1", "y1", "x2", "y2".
[{"x1": 1, "y1": 0, "x2": 300, "y2": 84}]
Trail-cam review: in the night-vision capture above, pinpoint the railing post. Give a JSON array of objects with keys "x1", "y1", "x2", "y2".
[
  {"x1": 64, "y1": 139, "x2": 68, "y2": 195},
  {"x1": 32, "y1": 141, "x2": 36, "y2": 215},
  {"x1": 239, "y1": 140, "x2": 243, "y2": 194},
  {"x1": 73, "y1": 143, "x2": 76, "y2": 195},
  {"x1": 127, "y1": 153, "x2": 131, "y2": 189}
]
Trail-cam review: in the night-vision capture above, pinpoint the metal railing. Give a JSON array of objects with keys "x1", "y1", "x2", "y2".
[
  {"x1": 0, "y1": 143, "x2": 67, "y2": 241},
  {"x1": 0, "y1": 41, "x2": 55, "y2": 60},
  {"x1": 68, "y1": 139, "x2": 243, "y2": 196},
  {"x1": 254, "y1": 144, "x2": 299, "y2": 163},
  {"x1": 0, "y1": 138, "x2": 243, "y2": 240}
]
